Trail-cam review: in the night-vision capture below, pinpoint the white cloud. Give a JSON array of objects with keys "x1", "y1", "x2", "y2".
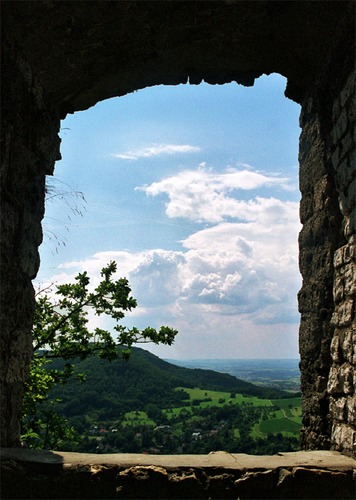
[
  {"x1": 49, "y1": 200, "x2": 301, "y2": 327},
  {"x1": 129, "y1": 249, "x2": 185, "y2": 306},
  {"x1": 138, "y1": 166, "x2": 296, "y2": 222},
  {"x1": 58, "y1": 250, "x2": 142, "y2": 277},
  {"x1": 112, "y1": 144, "x2": 200, "y2": 160},
  {"x1": 40, "y1": 163, "x2": 301, "y2": 359}
]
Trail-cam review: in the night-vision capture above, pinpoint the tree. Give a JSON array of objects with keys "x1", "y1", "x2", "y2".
[{"x1": 21, "y1": 261, "x2": 178, "y2": 449}]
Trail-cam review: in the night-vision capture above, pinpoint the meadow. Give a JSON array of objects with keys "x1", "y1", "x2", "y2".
[
  {"x1": 50, "y1": 348, "x2": 302, "y2": 454},
  {"x1": 121, "y1": 387, "x2": 302, "y2": 441}
]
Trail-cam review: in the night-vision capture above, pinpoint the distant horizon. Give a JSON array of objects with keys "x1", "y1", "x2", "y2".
[{"x1": 164, "y1": 357, "x2": 300, "y2": 361}]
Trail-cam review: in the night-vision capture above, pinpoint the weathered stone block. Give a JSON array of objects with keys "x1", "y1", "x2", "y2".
[
  {"x1": 335, "y1": 163, "x2": 356, "y2": 215},
  {"x1": 169, "y1": 470, "x2": 206, "y2": 499},
  {"x1": 343, "y1": 217, "x2": 353, "y2": 240},
  {"x1": 18, "y1": 211, "x2": 43, "y2": 279},
  {"x1": 333, "y1": 276, "x2": 344, "y2": 304},
  {"x1": 346, "y1": 396, "x2": 356, "y2": 425},
  {"x1": 206, "y1": 473, "x2": 235, "y2": 498},
  {"x1": 341, "y1": 364, "x2": 354, "y2": 394},
  {"x1": 234, "y1": 469, "x2": 275, "y2": 498},
  {"x1": 329, "y1": 396, "x2": 346, "y2": 421},
  {"x1": 328, "y1": 363, "x2": 353, "y2": 394},
  {"x1": 343, "y1": 260, "x2": 356, "y2": 297},
  {"x1": 333, "y1": 245, "x2": 355, "y2": 268},
  {"x1": 332, "y1": 422, "x2": 356, "y2": 453},
  {"x1": 330, "y1": 336, "x2": 341, "y2": 363},
  {"x1": 292, "y1": 467, "x2": 353, "y2": 499},
  {"x1": 340, "y1": 330, "x2": 355, "y2": 363},
  {"x1": 117, "y1": 466, "x2": 172, "y2": 498},
  {"x1": 313, "y1": 175, "x2": 329, "y2": 212},
  {"x1": 331, "y1": 300, "x2": 354, "y2": 327}
]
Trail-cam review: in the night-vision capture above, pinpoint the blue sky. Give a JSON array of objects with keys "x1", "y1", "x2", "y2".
[{"x1": 37, "y1": 73, "x2": 302, "y2": 359}]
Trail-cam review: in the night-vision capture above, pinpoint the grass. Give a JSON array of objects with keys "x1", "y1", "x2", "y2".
[
  {"x1": 164, "y1": 407, "x2": 193, "y2": 419},
  {"x1": 122, "y1": 411, "x2": 156, "y2": 427},
  {"x1": 259, "y1": 417, "x2": 302, "y2": 435},
  {"x1": 272, "y1": 397, "x2": 301, "y2": 412},
  {"x1": 251, "y1": 397, "x2": 302, "y2": 438},
  {"x1": 173, "y1": 387, "x2": 302, "y2": 440},
  {"x1": 121, "y1": 389, "x2": 302, "y2": 441},
  {"x1": 271, "y1": 397, "x2": 302, "y2": 424},
  {"x1": 175, "y1": 387, "x2": 273, "y2": 408}
]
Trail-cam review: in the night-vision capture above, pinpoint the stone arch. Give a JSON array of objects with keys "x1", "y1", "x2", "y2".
[{"x1": 1, "y1": 1, "x2": 355, "y2": 454}]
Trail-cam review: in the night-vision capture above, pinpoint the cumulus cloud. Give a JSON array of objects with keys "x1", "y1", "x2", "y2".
[
  {"x1": 138, "y1": 166, "x2": 295, "y2": 222},
  {"x1": 41, "y1": 163, "x2": 302, "y2": 357},
  {"x1": 128, "y1": 250, "x2": 185, "y2": 307},
  {"x1": 112, "y1": 144, "x2": 200, "y2": 160},
  {"x1": 51, "y1": 213, "x2": 300, "y2": 328}
]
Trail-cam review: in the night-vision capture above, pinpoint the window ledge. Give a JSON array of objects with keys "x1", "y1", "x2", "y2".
[{"x1": 1, "y1": 448, "x2": 355, "y2": 499}]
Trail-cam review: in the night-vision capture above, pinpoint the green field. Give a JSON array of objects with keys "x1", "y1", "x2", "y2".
[
  {"x1": 271, "y1": 398, "x2": 301, "y2": 415},
  {"x1": 259, "y1": 418, "x2": 301, "y2": 434},
  {"x1": 122, "y1": 411, "x2": 155, "y2": 427},
  {"x1": 120, "y1": 388, "x2": 302, "y2": 441},
  {"x1": 164, "y1": 387, "x2": 302, "y2": 440},
  {"x1": 162, "y1": 388, "x2": 273, "y2": 421},
  {"x1": 251, "y1": 397, "x2": 302, "y2": 438},
  {"x1": 252, "y1": 417, "x2": 302, "y2": 438},
  {"x1": 176, "y1": 387, "x2": 273, "y2": 407}
]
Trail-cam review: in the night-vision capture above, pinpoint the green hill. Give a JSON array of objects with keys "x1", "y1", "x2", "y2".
[{"x1": 50, "y1": 346, "x2": 290, "y2": 420}]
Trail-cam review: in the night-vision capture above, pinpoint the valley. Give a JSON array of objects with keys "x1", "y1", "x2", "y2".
[{"x1": 44, "y1": 348, "x2": 301, "y2": 455}]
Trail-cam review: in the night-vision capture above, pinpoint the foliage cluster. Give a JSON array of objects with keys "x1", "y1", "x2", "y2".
[{"x1": 22, "y1": 262, "x2": 177, "y2": 448}]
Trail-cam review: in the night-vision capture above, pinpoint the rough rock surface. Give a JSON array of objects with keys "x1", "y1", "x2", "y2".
[{"x1": 1, "y1": 449, "x2": 355, "y2": 499}]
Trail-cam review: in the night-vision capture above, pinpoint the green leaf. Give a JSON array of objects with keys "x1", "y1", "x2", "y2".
[{"x1": 22, "y1": 261, "x2": 178, "y2": 449}]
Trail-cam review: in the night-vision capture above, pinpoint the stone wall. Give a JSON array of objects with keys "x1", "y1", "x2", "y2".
[
  {"x1": 298, "y1": 94, "x2": 344, "y2": 451},
  {"x1": 1, "y1": 449, "x2": 355, "y2": 500},
  {"x1": 0, "y1": 37, "x2": 61, "y2": 446},
  {"x1": 298, "y1": 59, "x2": 355, "y2": 455},
  {"x1": 328, "y1": 70, "x2": 356, "y2": 454}
]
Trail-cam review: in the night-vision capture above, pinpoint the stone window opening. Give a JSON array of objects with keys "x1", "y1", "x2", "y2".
[
  {"x1": 34, "y1": 76, "x2": 304, "y2": 456},
  {"x1": 1, "y1": 1, "x2": 354, "y2": 464}
]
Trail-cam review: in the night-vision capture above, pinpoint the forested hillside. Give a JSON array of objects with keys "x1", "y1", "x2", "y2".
[
  {"x1": 43, "y1": 347, "x2": 301, "y2": 455},
  {"x1": 50, "y1": 346, "x2": 289, "y2": 419}
]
